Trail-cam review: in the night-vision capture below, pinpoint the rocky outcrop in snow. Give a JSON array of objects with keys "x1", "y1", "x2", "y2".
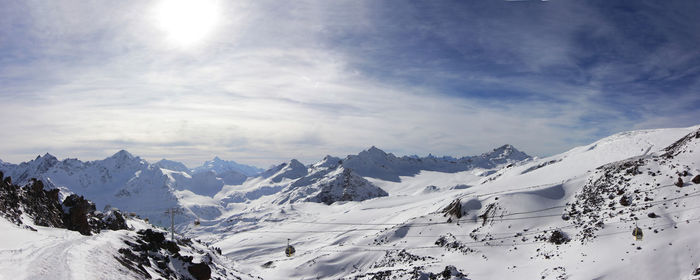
[
  {"x1": 565, "y1": 128, "x2": 700, "y2": 241},
  {"x1": 0, "y1": 175, "x2": 128, "y2": 235},
  {"x1": 275, "y1": 167, "x2": 388, "y2": 205}
]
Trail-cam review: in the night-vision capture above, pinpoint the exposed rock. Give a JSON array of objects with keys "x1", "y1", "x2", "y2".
[
  {"x1": 188, "y1": 262, "x2": 212, "y2": 280},
  {"x1": 692, "y1": 175, "x2": 700, "y2": 184},
  {"x1": 440, "y1": 265, "x2": 468, "y2": 279},
  {"x1": 62, "y1": 194, "x2": 96, "y2": 235},
  {"x1": 103, "y1": 210, "x2": 128, "y2": 231},
  {"x1": 300, "y1": 168, "x2": 388, "y2": 205},
  {"x1": 548, "y1": 230, "x2": 571, "y2": 245},
  {"x1": 675, "y1": 177, "x2": 684, "y2": 188},
  {"x1": 619, "y1": 195, "x2": 632, "y2": 206},
  {"x1": 662, "y1": 128, "x2": 700, "y2": 158},
  {"x1": 442, "y1": 199, "x2": 463, "y2": 223}
]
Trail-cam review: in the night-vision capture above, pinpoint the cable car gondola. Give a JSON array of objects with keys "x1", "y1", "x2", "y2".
[
  {"x1": 285, "y1": 239, "x2": 296, "y2": 257},
  {"x1": 633, "y1": 226, "x2": 643, "y2": 241}
]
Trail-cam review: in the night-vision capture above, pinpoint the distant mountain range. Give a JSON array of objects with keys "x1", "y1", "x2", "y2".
[{"x1": 0, "y1": 145, "x2": 530, "y2": 227}]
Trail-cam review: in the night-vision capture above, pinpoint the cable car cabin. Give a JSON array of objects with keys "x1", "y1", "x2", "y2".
[
  {"x1": 633, "y1": 227, "x2": 644, "y2": 241},
  {"x1": 194, "y1": 219, "x2": 201, "y2": 226},
  {"x1": 285, "y1": 239, "x2": 296, "y2": 257},
  {"x1": 285, "y1": 245, "x2": 296, "y2": 257}
]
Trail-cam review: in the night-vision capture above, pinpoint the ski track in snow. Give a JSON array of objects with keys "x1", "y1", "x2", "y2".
[{"x1": 0, "y1": 226, "x2": 134, "y2": 280}]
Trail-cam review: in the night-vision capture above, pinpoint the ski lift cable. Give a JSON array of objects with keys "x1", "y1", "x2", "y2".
[
  {"x1": 274, "y1": 183, "x2": 691, "y2": 226},
  {"x1": 314, "y1": 216, "x2": 700, "y2": 253},
  {"x1": 256, "y1": 200, "x2": 700, "y2": 237},
  {"x1": 224, "y1": 211, "x2": 700, "y2": 253},
  {"x1": 275, "y1": 187, "x2": 700, "y2": 228}
]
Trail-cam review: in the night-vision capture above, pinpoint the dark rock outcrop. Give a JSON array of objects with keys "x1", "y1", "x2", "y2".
[
  {"x1": 675, "y1": 177, "x2": 684, "y2": 188},
  {"x1": 692, "y1": 175, "x2": 700, "y2": 184},
  {"x1": 0, "y1": 177, "x2": 64, "y2": 228},
  {"x1": 442, "y1": 199, "x2": 463, "y2": 223},
  {"x1": 548, "y1": 230, "x2": 571, "y2": 245},
  {"x1": 0, "y1": 174, "x2": 128, "y2": 236},
  {"x1": 188, "y1": 262, "x2": 212, "y2": 280},
  {"x1": 62, "y1": 194, "x2": 96, "y2": 235}
]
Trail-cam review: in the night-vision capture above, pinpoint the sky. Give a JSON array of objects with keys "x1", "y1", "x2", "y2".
[{"x1": 0, "y1": 0, "x2": 699, "y2": 168}]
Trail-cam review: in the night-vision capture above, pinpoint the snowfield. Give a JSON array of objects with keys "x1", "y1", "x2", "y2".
[{"x1": 1, "y1": 124, "x2": 700, "y2": 279}]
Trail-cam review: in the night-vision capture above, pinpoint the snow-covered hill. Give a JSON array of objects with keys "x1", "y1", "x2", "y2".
[
  {"x1": 3, "y1": 126, "x2": 700, "y2": 279},
  {"x1": 189, "y1": 125, "x2": 700, "y2": 279},
  {"x1": 0, "y1": 176, "x2": 257, "y2": 280}
]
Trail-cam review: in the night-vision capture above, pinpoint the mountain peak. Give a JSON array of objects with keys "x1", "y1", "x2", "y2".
[
  {"x1": 36, "y1": 153, "x2": 58, "y2": 161},
  {"x1": 313, "y1": 155, "x2": 342, "y2": 169},
  {"x1": 110, "y1": 150, "x2": 135, "y2": 160},
  {"x1": 481, "y1": 144, "x2": 530, "y2": 162},
  {"x1": 289, "y1": 159, "x2": 305, "y2": 167},
  {"x1": 193, "y1": 156, "x2": 263, "y2": 177},
  {"x1": 154, "y1": 159, "x2": 190, "y2": 173}
]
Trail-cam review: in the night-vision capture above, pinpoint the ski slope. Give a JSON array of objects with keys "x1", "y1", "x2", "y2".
[{"x1": 0, "y1": 218, "x2": 150, "y2": 280}]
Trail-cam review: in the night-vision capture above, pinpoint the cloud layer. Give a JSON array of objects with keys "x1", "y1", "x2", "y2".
[{"x1": 1, "y1": 0, "x2": 699, "y2": 167}]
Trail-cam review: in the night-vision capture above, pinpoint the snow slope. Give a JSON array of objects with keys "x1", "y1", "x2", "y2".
[
  {"x1": 0, "y1": 178, "x2": 257, "y2": 280},
  {"x1": 190, "y1": 125, "x2": 700, "y2": 279},
  {"x1": 2, "y1": 126, "x2": 700, "y2": 279}
]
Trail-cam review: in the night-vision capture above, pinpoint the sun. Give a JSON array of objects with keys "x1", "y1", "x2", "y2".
[{"x1": 154, "y1": 0, "x2": 220, "y2": 47}]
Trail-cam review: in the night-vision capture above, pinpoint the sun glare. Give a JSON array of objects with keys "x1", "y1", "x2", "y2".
[{"x1": 154, "y1": 0, "x2": 220, "y2": 47}]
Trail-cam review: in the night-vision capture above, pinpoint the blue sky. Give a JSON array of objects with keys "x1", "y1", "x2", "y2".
[{"x1": 0, "y1": 0, "x2": 699, "y2": 167}]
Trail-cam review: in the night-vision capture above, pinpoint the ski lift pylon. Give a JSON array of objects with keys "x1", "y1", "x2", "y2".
[{"x1": 285, "y1": 238, "x2": 296, "y2": 257}]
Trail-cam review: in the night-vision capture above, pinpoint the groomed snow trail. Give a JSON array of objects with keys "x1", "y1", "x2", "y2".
[{"x1": 0, "y1": 222, "x2": 138, "y2": 280}]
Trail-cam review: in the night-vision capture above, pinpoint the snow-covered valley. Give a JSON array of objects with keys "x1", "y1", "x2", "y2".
[{"x1": 2, "y1": 125, "x2": 700, "y2": 279}]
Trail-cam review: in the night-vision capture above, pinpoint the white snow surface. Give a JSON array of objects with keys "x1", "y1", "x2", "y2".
[
  {"x1": 0, "y1": 215, "x2": 254, "y2": 280},
  {"x1": 189, "y1": 125, "x2": 700, "y2": 279},
  {"x1": 2, "y1": 125, "x2": 700, "y2": 279}
]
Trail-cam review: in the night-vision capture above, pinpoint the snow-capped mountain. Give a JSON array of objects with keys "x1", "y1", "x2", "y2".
[
  {"x1": 192, "y1": 157, "x2": 264, "y2": 177},
  {"x1": 342, "y1": 145, "x2": 530, "y2": 182},
  {"x1": 153, "y1": 159, "x2": 190, "y2": 173},
  {"x1": 259, "y1": 159, "x2": 309, "y2": 183},
  {"x1": 188, "y1": 125, "x2": 700, "y2": 279},
  {"x1": 0, "y1": 150, "x2": 183, "y2": 226},
  {"x1": 2, "y1": 125, "x2": 700, "y2": 279},
  {"x1": 0, "y1": 144, "x2": 528, "y2": 230},
  {"x1": 277, "y1": 167, "x2": 388, "y2": 205}
]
